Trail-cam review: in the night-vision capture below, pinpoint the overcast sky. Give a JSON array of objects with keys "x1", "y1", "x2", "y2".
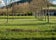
[
  {"x1": 52, "y1": 0, "x2": 56, "y2": 4},
  {"x1": 0, "y1": 0, "x2": 56, "y2": 7},
  {"x1": 0, "y1": 0, "x2": 20, "y2": 7}
]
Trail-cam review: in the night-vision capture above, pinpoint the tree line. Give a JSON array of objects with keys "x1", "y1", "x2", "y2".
[{"x1": 0, "y1": 0, "x2": 53, "y2": 23}]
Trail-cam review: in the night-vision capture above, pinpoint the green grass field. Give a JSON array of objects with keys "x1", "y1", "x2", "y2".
[{"x1": 0, "y1": 16, "x2": 56, "y2": 39}]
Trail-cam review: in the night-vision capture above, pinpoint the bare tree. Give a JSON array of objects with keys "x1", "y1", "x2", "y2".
[
  {"x1": 29, "y1": 0, "x2": 47, "y2": 19},
  {"x1": 5, "y1": 0, "x2": 9, "y2": 23},
  {"x1": 13, "y1": 2, "x2": 30, "y2": 15},
  {"x1": 29, "y1": 0, "x2": 51, "y2": 21},
  {"x1": 47, "y1": 0, "x2": 50, "y2": 23}
]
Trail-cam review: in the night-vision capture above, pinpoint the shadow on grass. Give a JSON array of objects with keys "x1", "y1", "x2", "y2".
[
  {"x1": 0, "y1": 22, "x2": 56, "y2": 26},
  {"x1": 0, "y1": 38, "x2": 56, "y2": 40}
]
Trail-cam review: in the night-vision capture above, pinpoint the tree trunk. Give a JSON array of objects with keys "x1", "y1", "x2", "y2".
[
  {"x1": 47, "y1": 9, "x2": 49, "y2": 23},
  {"x1": 6, "y1": 0, "x2": 8, "y2": 23}
]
